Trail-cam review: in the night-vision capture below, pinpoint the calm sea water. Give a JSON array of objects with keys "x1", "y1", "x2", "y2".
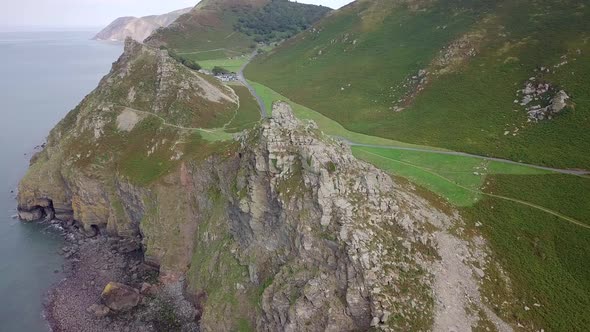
[{"x1": 0, "y1": 31, "x2": 122, "y2": 332}]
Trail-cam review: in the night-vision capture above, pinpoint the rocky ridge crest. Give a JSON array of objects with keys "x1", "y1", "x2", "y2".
[{"x1": 17, "y1": 40, "x2": 510, "y2": 330}]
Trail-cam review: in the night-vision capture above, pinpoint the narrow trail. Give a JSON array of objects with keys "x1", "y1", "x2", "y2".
[
  {"x1": 358, "y1": 149, "x2": 590, "y2": 230},
  {"x1": 221, "y1": 84, "x2": 241, "y2": 130},
  {"x1": 113, "y1": 75, "x2": 241, "y2": 135},
  {"x1": 177, "y1": 48, "x2": 242, "y2": 55},
  {"x1": 116, "y1": 105, "x2": 216, "y2": 133},
  {"x1": 237, "y1": 51, "x2": 268, "y2": 118},
  {"x1": 342, "y1": 138, "x2": 590, "y2": 177}
]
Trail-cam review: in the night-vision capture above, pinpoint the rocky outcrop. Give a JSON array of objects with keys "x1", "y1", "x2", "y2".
[
  {"x1": 514, "y1": 77, "x2": 571, "y2": 121},
  {"x1": 222, "y1": 103, "x2": 441, "y2": 331},
  {"x1": 93, "y1": 8, "x2": 193, "y2": 42},
  {"x1": 17, "y1": 38, "x2": 237, "y2": 235},
  {"x1": 18, "y1": 41, "x2": 509, "y2": 331},
  {"x1": 527, "y1": 90, "x2": 570, "y2": 121}
]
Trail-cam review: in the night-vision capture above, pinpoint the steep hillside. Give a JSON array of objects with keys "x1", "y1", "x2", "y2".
[
  {"x1": 17, "y1": 38, "x2": 240, "y2": 233},
  {"x1": 245, "y1": 1, "x2": 590, "y2": 330},
  {"x1": 94, "y1": 8, "x2": 193, "y2": 42},
  {"x1": 247, "y1": 0, "x2": 590, "y2": 169},
  {"x1": 15, "y1": 37, "x2": 515, "y2": 329},
  {"x1": 145, "y1": 0, "x2": 331, "y2": 57},
  {"x1": 16, "y1": 1, "x2": 590, "y2": 331},
  {"x1": 233, "y1": 0, "x2": 332, "y2": 43}
]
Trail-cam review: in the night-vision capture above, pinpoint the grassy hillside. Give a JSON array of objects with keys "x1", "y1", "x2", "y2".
[
  {"x1": 146, "y1": 0, "x2": 330, "y2": 58},
  {"x1": 352, "y1": 144, "x2": 590, "y2": 331},
  {"x1": 234, "y1": 0, "x2": 331, "y2": 43},
  {"x1": 137, "y1": 0, "x2": 590, "y2": 328},
  {"x1": 146, "y1": 0, "x2": 261, "y2": 55},
  {"x1": 464, "y1": 174, "x2": 590, "y2": 331},
  {"x1": 246, "y1": 0, "x2": 590, "y2": 169},
  {"x1": 246, "y1": 50, "x2": 590, "y2": 332}
]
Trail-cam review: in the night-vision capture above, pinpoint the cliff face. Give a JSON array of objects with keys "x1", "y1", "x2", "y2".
[
  {"x1": 93, "y1": 8, "x2": 193, "y2": 42},
  {"x1": 187, "y1": 103, "x2": 442, "y2": 331},
  {"x1": 17, "y1": 38, "x2": 238, "y2": 239},
  {"x1": 18, "y1": 40, "x2": 509, "y2": 331}
]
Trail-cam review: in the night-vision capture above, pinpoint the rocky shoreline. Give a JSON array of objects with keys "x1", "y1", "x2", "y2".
[{"x1": 41, "y1": 220, "x2": 199, "y2": 332}]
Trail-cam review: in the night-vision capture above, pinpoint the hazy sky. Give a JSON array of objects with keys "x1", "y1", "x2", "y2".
[{"x1": 0, "y1": 0, "x2": 354, "y2": 29}]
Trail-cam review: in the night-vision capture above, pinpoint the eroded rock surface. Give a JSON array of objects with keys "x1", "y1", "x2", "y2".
[{"x1": 18, "y1": 39, "x2": 512, "y2": 331}]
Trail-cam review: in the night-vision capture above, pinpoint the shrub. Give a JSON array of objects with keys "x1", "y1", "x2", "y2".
[
  {"x1": 212, "y1": 66, "x2": 230, "y2": 75},
  {"x1": 233, "y1": 0, "x2": 331, "y2": 43},
  {"x1": 167, "y1": 49, "x2": 201, "y2": 71}
]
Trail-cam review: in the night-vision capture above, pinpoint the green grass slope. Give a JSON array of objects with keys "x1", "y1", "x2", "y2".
[
  {"x1": 146, "y1": 0, "x2": 263, "y2": 55},
  {"x1": 146, "y1": 0, "x2": 330, "y2": 58},
  {"x1": 353, "y1": 144, "x2": 590, "y2": 330},
  {"x1": 246, "y1": 0, "x2": 590, "y2": 169},
  {"x1": 464, "y1": 173, "x2": 590, "y2": 331}
]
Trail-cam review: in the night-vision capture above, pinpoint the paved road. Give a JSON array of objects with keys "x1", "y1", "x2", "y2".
[
  {"x1": 338, "y1": 137, "x2": 590, "y2": 176},
  {"x1": 237, "y1": 51, "x2": 268, "y2": 118}
]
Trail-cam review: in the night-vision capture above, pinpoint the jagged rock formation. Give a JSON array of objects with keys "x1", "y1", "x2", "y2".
[
  {"x1": 18, "y1": 39, "x2": 510, "y2": 331},
  {"x1": 93, "y1": 7, "x2": 193, "y2": 42}
]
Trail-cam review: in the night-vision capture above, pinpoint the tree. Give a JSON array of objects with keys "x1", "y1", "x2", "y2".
[
  {"x1": 167, "y1": 50, "x2": 201, "y2": 71},
  {"x1": 212, "y1": 66, "x2": 230, "y2": 75},
  {"x1": 233, "y1": 0, "x2": 331, "y2": 43}
]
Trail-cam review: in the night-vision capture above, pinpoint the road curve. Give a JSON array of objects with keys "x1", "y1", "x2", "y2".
[
  {"x1": 237, "y1": 51, "x2": 268, "y2": 118},
  {"x1": 339, "y1": 138, "x2": 590, "y2": 176}
]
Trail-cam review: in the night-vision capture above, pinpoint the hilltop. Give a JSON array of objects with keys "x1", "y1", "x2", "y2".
[
  {"x1": 146, "y1": 0, "x2": 331, "y2": 57},
  {"x1": 93, "y1": 7, "x2": 193, "y2": 42}
]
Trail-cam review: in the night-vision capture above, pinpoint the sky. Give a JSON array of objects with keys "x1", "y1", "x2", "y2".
[{"x1": 0, "y1": 0, "x2": 354, "y2": 29}]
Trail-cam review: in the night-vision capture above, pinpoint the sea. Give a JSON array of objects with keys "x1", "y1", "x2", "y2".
[{"x1": 0, "y1": 30, "x2": 122, "y2": 332}]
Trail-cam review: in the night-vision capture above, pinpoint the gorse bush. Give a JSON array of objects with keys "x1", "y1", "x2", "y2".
[{"x1": 168, "y1": 49, "x2": 201, "y2": 71}]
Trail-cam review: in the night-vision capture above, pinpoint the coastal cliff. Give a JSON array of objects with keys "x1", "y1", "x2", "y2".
[
  {"x1": 93, "y1": 8, "x2": 193, "y2": 42},
  {"x1": 18, "y1": 39, "x2": 510, "y2": 331}
]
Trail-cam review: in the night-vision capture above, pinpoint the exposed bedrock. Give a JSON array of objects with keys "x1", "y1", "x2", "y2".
[{"x1": 16, "y1": 35, "x2": 511, "y2": 331}]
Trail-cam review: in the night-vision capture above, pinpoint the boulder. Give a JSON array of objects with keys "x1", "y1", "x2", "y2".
[
  {"x1": 550, "y1": 90, "x2": 569, "y2": 113},
  {"x1": 86, "y1": 303, "x2": 110, "y2": 318},
  {"x1": 101, "y1": 282, "x2": 141, "y2": 311},
  {"x1": 18, "y1": 208, "x2": 44, "y2": 221},
  {"x1": 140, "y1": 282, "x2": 155, "y2": 295}
]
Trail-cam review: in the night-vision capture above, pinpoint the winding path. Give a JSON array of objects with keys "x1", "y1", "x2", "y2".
[
  {"x1": 237, "y1": 51, "x2": 268, "y2": 118},
  {"x1": 116, "y1": 105, "x2": 216, "y2": 133},
  {"x1": 359, "y1": 149, "x2": 590, "y2": 230}
]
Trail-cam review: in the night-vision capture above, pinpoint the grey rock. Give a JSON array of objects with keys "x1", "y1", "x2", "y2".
[
  {"x1": 86, "y1": 303, "x2": 110, "y2": 318},
  {"x1": 101, "y1": 282, "x2": 141, "y2": 311},
  {"x1": 18, "y1": 208, "x2": 44, "y2": 221},
  {"x1": 550, "y1": 90, "x2": 569, "y2": 113}
]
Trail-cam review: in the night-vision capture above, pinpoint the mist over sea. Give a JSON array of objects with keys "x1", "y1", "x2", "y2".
[{"x1": 0, "y1": 30, "x2": 122, "y2": 331}]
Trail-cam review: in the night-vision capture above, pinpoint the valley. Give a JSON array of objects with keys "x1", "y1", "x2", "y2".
[
  {"x1": 236, "y1": 1, "x2": 590, "y2": 329},
  {"x1": 11, "y1": 0, "x2": 590, "y2": 331}
]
